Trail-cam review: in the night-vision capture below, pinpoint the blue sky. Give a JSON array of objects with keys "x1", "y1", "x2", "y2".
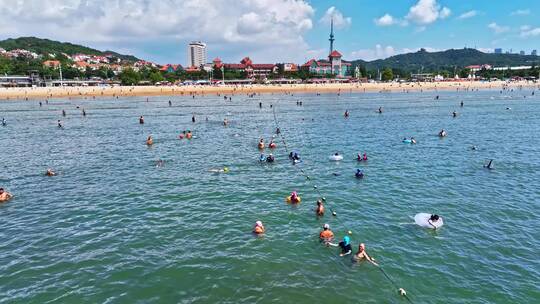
[{"x1": 0, "y1": 0, "x2": 538, "y2": 64}]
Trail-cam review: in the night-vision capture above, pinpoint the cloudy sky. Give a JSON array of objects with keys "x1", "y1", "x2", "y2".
[{"x1": 0, "y1": 0, "x2": 538, "y2": 64}]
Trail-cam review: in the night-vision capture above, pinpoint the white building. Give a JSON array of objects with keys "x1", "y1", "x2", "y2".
[{"x1": 187, "y1": 41, "x2": 207, "y2": 68}]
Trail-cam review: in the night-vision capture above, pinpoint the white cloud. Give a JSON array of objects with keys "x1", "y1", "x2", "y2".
[
  {"x1": 374, "y1": 14, "x2": 396, "y2": 26},
  {"x1": 320, "y1": 6, "x2": 351, "y2": 29},
  {"x1": 406, "y1": 0, "x2": 451, "y2": 25},
  {"x1": 511, "y1": 9, "x2": 530, "y2": 16},
  {"x1": 520, "y1": 27, "x2": 540, "y2": 38},
  {"x1": 458, "y1": 10, "x2": 477, "y2": 20},
  {"x1": 0, "y1": 0, "x2": 316, "y2": 63},
  {"x1": 488, "y1": 22, "x2": 510, "y2": 34}
]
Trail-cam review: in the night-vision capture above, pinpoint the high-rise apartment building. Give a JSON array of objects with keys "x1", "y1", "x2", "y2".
[{"x1": 188, "y1": 42, "x2": 207, "y2": 68}]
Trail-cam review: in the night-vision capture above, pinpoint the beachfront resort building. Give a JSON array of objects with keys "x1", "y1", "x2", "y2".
[
  {"x1": 213, "y1": 57, "x2": 277, "y2": 78},
  {"x1": 188, "y1": 41, "x2": 207, "y2": 69},
  {"x1": 301, "y1": 50, "x2": 351, "y2": 77}
]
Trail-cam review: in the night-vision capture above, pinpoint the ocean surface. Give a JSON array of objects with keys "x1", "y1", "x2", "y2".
[{"x1": 1, "y1": 89, "x2": 539, "y2": 303}]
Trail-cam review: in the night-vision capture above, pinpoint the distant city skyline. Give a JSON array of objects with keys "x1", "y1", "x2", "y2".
[{"x1": 0, "y1": 0, "x2": 538, "y2": 64}]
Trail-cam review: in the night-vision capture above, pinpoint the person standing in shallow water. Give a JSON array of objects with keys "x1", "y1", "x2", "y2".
[
  {"x1": 315, "y1": 199, "x2": 325, "y2": 216},
  {"x1": 353, "y1": 243, "x2": 378, "y2": 265},
  {"x1": 139, "y1": 116, "x2": 144, "y2": 124},
  {"x1": 192, "y1": 115, "x2": 196, "y2": 123},
  {"x1": 328, "y1": 236, "x2": 352, "y2": 256}
]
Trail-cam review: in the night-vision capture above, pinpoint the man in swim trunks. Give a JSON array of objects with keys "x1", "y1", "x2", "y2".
[
  {"x1": 0, "y1": 188, "x2": 13, "y2": 202},
  {"x1": 319, "y1": 224, "x2": 334, "y2": 243},
  {"x1": 353, "y1": 243, "x2": 378, "y2": 265}
]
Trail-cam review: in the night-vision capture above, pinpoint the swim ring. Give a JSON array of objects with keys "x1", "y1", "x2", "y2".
[
  {"x1": 286, "y1": 196, "x2": 302, "y2": 204},
  {"x1": 329, "y1": 155, "x2": 343, "y2": 161},
  {"x1": 414, "y1": 213, "x2": 444, "y2": 229}
]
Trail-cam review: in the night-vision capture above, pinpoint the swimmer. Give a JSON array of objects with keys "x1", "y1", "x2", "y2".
[
  {"x1": 411, "y1": 137, "x2": 417, "y2": 144},
  {"x1": 276, "y1": 127, "x2": 281, "y2": 134},
  {"x1": 355, "y1": 169, "x2": 364, "y2": 179},
  {"x1": 460, "y1": 101, "x2": 464, "y2": 107},
  {"x1": 155, "y1": 159, "x2": 165, "y2": 167},
  {"x1": 268, "y1": 140, "x2": 276, "y2": 149},
  {"x1": 289, "y1": 191, "x2": 300, "y2": 203},
  {"x1": 209, "y1": 167, "x2": 229, "y2": 173},
  {"x1": 315, "y1": 199, "x2": 325, "y2": 216},
  {"x1": 319, "y1": 224, "x2": 334, "y2": 243},
  {"x1": 62, "y1": 109, "x2": 66, "y2": 117},
  {"x1": 1, "y1": 118, "x2": 6, "y2": 126},
  {"x1": 428, "y1": 214, "x2": 441, "y2": 229},
  {"x1": 45, "y1": 168, "x2": 56, "y2": 176},
  {"x1": 353, "y1": 243, "x2": 378, "y2": 266},
  {"x1": 258, "y1": 138, "x2": 265, "y2": 149},
  {"x1": 223, "y1": 118, "x2": 228, "y2": 126},
  {"x1": 186, "y1": 131, "x2": 192, "y2": 139},
  {"x1": 82, "y1": 109, "x2": 86, "y2": 116},
  {"x1": 378, "y1": 107, "x2": 383, "y2": 114},
  {"x1": 57, "y1": 120, "x2": 63, "y2": 128},
  {"x1": 471, "y1": 145, "x2": 478, "y2": 151},
  {"x1": 179, "y1": 130, "x2": 186, "y2": 139},
  {"x1": 253, "y1": 220, "x2": 265, "y2": 234},
  {"x1": 192, "y1": 115, "x2": 196, "y2": 123},
  {"x1": 439, "y1": 129, "x2": 447, "y2": 137},
  {"x1": 266, "y1": 154, "x2": 275, "y2": 163},
  {"x1": 259, "y1": 154, "x2": 266, "y2": 162},
  {"x1": 139, "y1": 116, "x2": 144, "y2": 124},
  {"x1": 168, "y1": 100, "x2": 172, "y2": 106},
  {"x1": 452, "y1": 111, "x2": 457, "y2": 117},
  {"x1": 484, "y1": 159, "x2": 494, "y2": 169},
  {"x1": 146, "y1": 135, "x2": 153, "y2": 146},
  {"x1": 344, "y1": 110, "x2": 350, "y2": 118},
  {"x1": 328, "y1": 236, "x2": 352, "y2": 256},
  {"x1": 0, "y1": 188, "x2": 13, "y2": 202}
]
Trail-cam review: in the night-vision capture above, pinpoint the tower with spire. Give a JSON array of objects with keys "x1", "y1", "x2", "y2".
[{"x1": 329, "y1": 17, "x2": 335, "y2": 54}]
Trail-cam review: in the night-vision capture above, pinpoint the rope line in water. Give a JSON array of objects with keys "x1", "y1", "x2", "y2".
[{"x1": 271, "y1": 103, "x2": 414, "y2": 304}]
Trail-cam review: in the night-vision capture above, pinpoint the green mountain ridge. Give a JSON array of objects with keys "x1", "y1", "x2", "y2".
[
  {"x1": 0, "y1": 37, "x2": 140, "y2": 62},
  {"x1": 352, "y1": 48, "x2": 539, "y2": 73}
]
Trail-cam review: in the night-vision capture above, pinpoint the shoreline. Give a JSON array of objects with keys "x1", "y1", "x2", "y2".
[{"x1": 0, "y1": 81, "x2": 537, "y2": 100}]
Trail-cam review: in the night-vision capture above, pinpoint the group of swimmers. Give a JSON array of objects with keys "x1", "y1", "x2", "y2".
[
  {"x1": 258, "y1": 138, "x2": 276, "y2": 150},
  {"x1": 178, "y1": 130, "x2": 193, "y2": 139},
  {"x1": 259, "y1": 153, "x2": 275, "y2": 163}
]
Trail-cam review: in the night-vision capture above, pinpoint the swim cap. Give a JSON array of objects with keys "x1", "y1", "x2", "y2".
[
  {"x1": 255, "y1": 221, "x2": 262, "y2": 227},
  {"x1": 323, "y1": 224, "x2": 329, "y2": 229},
  {"x1": 343, "y1": 236, "x2": 350, "y2": 245}
]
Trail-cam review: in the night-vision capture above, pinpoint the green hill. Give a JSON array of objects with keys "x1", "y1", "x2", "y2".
[
  {"x1": 0, "y1": 37, "x2": 140, "y2": 62},
  {"x1": 352, "y1": 48, "x2": 539, "y2": 73}
]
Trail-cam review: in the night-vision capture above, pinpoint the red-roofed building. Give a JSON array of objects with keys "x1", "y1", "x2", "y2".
[
  {"x1": 43, "y1": 60, "x2": 61, "y2": 69},
  {"x1": 160, "y1": 64, "x2": 183, "y2": 73},
  {"x1": 214, "y1": 56, "x2": 277, "y2": 78},
  {"x1": 302, "y1": 50, "x2": 351, "y2": 77}
]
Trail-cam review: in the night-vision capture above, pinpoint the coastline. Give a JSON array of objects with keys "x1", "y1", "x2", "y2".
[{"x1": 0, "y1": 80, "x2": 537, "y2": 100}]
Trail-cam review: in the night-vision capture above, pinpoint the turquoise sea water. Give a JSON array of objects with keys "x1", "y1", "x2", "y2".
[{"x1": 1, "y1": 89, "x2": 539, "y2": 303}]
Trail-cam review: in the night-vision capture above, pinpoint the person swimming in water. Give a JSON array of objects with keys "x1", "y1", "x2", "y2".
[
  {"x1": 315, "y1": 199, "x2": 325, "y2": 216},
  {"x1": 460, "y1": 101, "x2": 464, "y2": 107},
  {"x1": 139, "y1": 116, "x2": 144, "y2": 124},
  {"x1": 355, "y1": 169, "x2": 364, "y2": 179},
  {"x1": 378, "y1": 107, "x2": 383, "y2": 114},
  {"x1": 192, "y1": 115, "x2": 196, "y2": 123},
  {"x1": 1, "y1": 118, "x2": 6, "y2": 126},
  {"x1": 439, "y1": 129, "x2": 447, "y2": 137},
  {"x1": 484, "y1": 159, "x2": 494, "y2": 169},
  {"x1": 411, "y1": 137, "x2": 417, "y2": 144},
  {"x1": 259, "y1": 154, "x2": 266, "y2": 162},
  {"x1": 357, "y1": 152, "x2": 367, "y2": 161},
  {"x1": 276, "y1": 127, "x2": 281, "y2": 134},
  {"x1": 146, "y1": 135, "x2": 153, "y2": 146},
  {"x1": 0, "y1": 188, "x2": 13, "y2": 202},
  {"x1": 289, "y1": 191, "x2": 300, "y2": 203},
  {"x1": 57, "y1": 120, "x2": 63, "y2": 128},
  {"x1": 344, "y1": 110, "x2": 350, "y2": 118},
  {"x1": 266, "y1": 154, "x2": 275, "y2": 163},
  {"x1": 328, "y1": 236, "x2": 352, "y2": 256},
  {"x1": 45, "y1": 168, "x2": 56, "y2": 176},
  {"x1": 428, "y1": 214, "x2": 441, "y2": 229},
  {"x1": 319, "y1": 224, "x2": 334, "y2": 243},
  {"x1": 268, "y1": 140, "x2": 276, "y2": 149},
  {"x1": 253, "y1": 220, "x2": 265, "y2": 234},
  {"x1": 453, "y1": 111, "x2": 457, "y2": 117},
  {"x1": 353, "y1": 243, "x2": 378, "y2": 265}
]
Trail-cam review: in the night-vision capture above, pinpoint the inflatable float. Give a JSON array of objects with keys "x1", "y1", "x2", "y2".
[
  {"x1": 329, "y1": 154, "x2": 343, "y2": 161},
  {"x1": 414, "y1": 213, "x2": 444, "y2": 229},
  {"x1": 403, "y1": 139, "x2": 412, "y2": 144},
  {"x1": 286, "y1": 196, "x2": 302, "y2": 204}
]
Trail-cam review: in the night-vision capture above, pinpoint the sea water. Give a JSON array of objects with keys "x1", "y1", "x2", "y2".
[{"x1": 1, "y1": 89, "x2": 539, "y2": 303}]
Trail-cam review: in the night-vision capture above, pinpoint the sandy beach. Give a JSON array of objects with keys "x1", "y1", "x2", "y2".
[{"x1": 0, "y1": 80, "x2": 538, "y2": 100}]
